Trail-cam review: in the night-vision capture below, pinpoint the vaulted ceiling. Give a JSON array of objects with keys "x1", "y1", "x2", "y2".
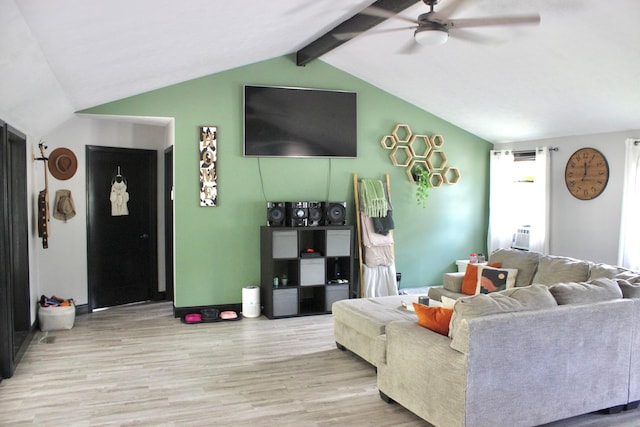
[{"x1": 2, "y1": 0, "x2": 639, "y2": 142}]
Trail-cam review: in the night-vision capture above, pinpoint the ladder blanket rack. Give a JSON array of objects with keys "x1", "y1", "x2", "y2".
[{"x1": 353, "y1": 173, "x2": 398, "y2": 298}]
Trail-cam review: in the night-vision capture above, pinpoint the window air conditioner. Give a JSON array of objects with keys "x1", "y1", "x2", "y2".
[{"x1": 512, "y1": 226, "x2": 530, "y2": 251}]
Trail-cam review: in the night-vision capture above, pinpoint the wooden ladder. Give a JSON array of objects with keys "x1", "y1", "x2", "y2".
[{"x1": 352, "y1": 173, "x2": 394, "y2": 297}]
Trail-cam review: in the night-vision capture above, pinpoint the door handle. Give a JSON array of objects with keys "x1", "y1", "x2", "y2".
[{"x1": 140, "y1": 233, "x2": 149, "y2": 239}]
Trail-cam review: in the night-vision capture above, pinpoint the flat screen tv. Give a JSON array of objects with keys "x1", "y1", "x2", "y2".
[{"x1": 243, "y1": 85, "x2": 357, "y2": 158}]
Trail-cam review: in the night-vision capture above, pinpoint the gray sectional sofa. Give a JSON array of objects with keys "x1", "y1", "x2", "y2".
[{"x1": 333, "y1": 248, "x2": 640, "y2": 427}]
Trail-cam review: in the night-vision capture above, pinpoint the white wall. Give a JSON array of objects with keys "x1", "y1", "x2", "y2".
[
  {"x1": 495, "y1": 130, "x2": 640, "y2": 265},
  {"x1": 30, "y1": 115, "x2": 172, "y2": 313}
]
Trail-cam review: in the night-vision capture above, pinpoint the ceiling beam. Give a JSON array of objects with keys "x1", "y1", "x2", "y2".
[{"x1": 296, "y1": 0, "x2": 419, "y2": 66}]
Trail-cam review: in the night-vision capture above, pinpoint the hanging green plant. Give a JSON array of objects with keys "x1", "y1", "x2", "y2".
[{"x1": 412, "y1": 165, "x2": 431, "y2": 208}]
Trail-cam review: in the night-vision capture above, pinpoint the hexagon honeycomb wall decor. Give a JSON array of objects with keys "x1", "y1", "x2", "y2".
[
  {"x1": 380, "y1": 124, "x2": 461, "y2": 186},
  {"x1": 431, "y1": 134, "x2": 445, "y2": 147},
  {"x1": 427, "y1": 149, "x2": 447, "y2": 171},
  {"x1": 429, "y1": 172, "x2": 444, "y2": 188},
  {"x1": 380, "y1": 135, "x2": 396, "y2": 150},
  {"x1": 406, "y1": 159, "x2": 429, "y2": 184},
  {"x1": 409, "y1": 134, "x2": 431, "y2": 158},
  {"x1": 392, "y1": 124, "x2": 412, "y2": 143},
  {"x1": 390, "y1": 145, "x2": 412, "y2": 167},
  {"x1": 443, "y1": 167, "x2": 461, "y2": 184}
]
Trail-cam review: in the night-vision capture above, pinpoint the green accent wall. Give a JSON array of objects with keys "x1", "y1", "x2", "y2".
[{"x1": 82, "y1": 55, "x2": 492, "y2": 307}]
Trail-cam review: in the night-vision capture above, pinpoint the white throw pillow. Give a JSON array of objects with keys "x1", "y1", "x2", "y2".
[{"x1": 441, "y1": 295, "x2": 457, "y2": 309}]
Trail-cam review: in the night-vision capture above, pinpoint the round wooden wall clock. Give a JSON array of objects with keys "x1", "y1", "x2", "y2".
[{"x1": 564, "y1": 147, "x2": 609, "y2": 200}]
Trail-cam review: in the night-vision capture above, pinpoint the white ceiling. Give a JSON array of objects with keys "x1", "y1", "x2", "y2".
[{"x1": 2, "y1": 0, "x2": 640, "y2": 142}]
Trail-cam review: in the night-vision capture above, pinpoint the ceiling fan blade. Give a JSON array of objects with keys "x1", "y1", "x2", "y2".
[
  {"x1": 333, "y1": 25, "x2": 417, "y2": 41},
  {"x1": 436, "y1": 0, "x2": 470, "y2": 20},
  {"x1": 360, "y1": 6, "x2": 418, "y2": 25},
  {"x1": 448, "y1": 14, "x2": 540, "y2": 29},
  {"x1": 449, "y1": 28, "x2": 499, "y2": 44}
]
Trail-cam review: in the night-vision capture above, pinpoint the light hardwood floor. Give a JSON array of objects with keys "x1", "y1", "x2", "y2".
[{"x1": 1, "y1": 301, "x2": 640, "y2": 427}]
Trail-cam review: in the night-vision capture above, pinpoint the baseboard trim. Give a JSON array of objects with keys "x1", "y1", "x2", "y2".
[
  {"x1": 75, "y1": 304, "x2": 89, "y2": 316},
  {"x1": 12, "y1": 323, "x2": 37, "y2": 371},
  {"x1": 74, "y1": 296, "x2": 169, "y2": 316},
  {"x1": 173, "y1": 303, "x2": 242, "y2": 318}
]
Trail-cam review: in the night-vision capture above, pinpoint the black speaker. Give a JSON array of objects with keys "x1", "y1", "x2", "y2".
[
  {"x1": 266, "y1": 202, "x2": 287, "y2": 227},
  {"x1": 286, "y1": 201, "x2": 308, "y2": 227},
  {"x1": 307, "y1": 201, "x2": 324, "y2": 226},
  {"x1": 325, "y1": 202, "x2": 347, "y2": 225}
]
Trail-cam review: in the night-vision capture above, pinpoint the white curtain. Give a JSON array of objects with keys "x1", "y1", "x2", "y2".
[
  {"x1": 529, "y1": 147, "x2": 550, "y2": 254},
  {"x1": 618, "y1": 139, "x2": 640, "y2": 270},
  {"x1": 488, "y1": 148, "x2": 551, "y2": 255},
  {"x1": 488, "y1": 150, "x2": 517, "y2": 254}
]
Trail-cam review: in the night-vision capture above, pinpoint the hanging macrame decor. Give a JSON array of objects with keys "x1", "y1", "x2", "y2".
[{"x1": 110, "y1": 166, "x2": 129, "y2": 216}]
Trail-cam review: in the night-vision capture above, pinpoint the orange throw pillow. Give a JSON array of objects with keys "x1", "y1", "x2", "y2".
[
  {"x1": 461, "y1": 262, "x2": 501, "y2": 295},
  {"x1": 413, "y1": 303, "x2": 454, "y2": 336}
]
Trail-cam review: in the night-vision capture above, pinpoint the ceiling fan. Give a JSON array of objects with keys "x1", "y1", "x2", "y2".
[{"x1": 336, "y1": 0, "x2": 540, "y2": 47}]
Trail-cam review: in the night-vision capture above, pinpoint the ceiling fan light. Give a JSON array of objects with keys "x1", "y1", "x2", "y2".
[{"x1": 414, "y1": 28, "x2": 448, "y2": 45}]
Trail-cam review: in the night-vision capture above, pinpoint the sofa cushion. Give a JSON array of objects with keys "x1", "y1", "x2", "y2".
[
  {"x1": 589, "y1": 263, "x2": 631, "y2": 280},
  {"x1": 476, "y1": 265, "x2": 517, "y2": 294},
  {"x1": 616, "y1": 279, "x2": 640, "y2": 299},
  {"x1": 461, "y1": 262, "x2": 501, "y2": 295},
  {"x1": 548, "y1": 278, "x2": 623, "y2": 305},
  {"x1": 413, "y1": 303, "x2": 453, "y2": 335},
  {"x1": 531, "y1": 255, "x2": 590, "y2": 286},
  {"x1": 615, "y1": 270, "x2": 640, "y2": 283},
  {"x1": 332, "y1": 296, "x2": 417, "y2": 339},
  {"x1": 443, "y1": 272, "x2": 464, "y2": 293},
  {"x1": 488, "y1": 248, "x2": 540, "y2": 287},
  {"x1": 499, "y1": 285, "x2": 559, "y2": 308},
  {"x1": 449, "y1": 284, "x2": 557, "y2": 353}
]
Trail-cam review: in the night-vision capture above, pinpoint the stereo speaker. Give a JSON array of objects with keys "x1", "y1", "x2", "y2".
[
  {"x1": 266, "y1": 202, "x2": 286, "y2": 227},
  {"x1": 307, "y1": 201, "x2": 324, "y2": 226},
  {"x1": 324, "y1": 202, "x2": 347, "y2": 225},
  {"x1": 286, "y1": 201, "x2": 308, "y2": 227}
]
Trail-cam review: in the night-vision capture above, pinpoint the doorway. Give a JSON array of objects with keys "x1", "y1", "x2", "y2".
[
  {"x1": 164, "y1": 146, "x2": 174, "y2": 301},
  {"x1": 0, "y1": 121, "x2": 30, "y2": 379},
  {"x1": 86, "y1": 146, "x2": 158, "y2": 311}
]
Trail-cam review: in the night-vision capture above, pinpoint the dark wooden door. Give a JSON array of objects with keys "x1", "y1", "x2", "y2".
[
  {"x1": 86, "y1": 146, "x2": 157, "y2": 310},
  {"x1": 0, "y1": 121, "x2": 30, "y2": 380},
  {"x1": 164, "y1": 146, "x2": 174, "y2": 301}
]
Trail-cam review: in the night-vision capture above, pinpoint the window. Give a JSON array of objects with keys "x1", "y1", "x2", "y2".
[
  {"x1": 488, "y1": 147, "x2": 550, "y2": 255},
  {"x1": 618, "y1": 139, "x2": 640, "y2": 270}
]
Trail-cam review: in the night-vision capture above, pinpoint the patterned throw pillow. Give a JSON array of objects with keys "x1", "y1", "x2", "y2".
[
  {"x1": 461, "y1": 262, "x2": 501, "y2": 295},
  {"x1": 476, "y1": 265, "x2": 518, "y2": 294}
]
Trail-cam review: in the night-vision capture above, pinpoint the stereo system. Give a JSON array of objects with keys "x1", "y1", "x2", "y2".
[
  {"x1": 266, "y1": 201, "x2": 346, "y2": 227},
  {"x1": 266, "y1": 202, "x2": 287, "y2": 227}
]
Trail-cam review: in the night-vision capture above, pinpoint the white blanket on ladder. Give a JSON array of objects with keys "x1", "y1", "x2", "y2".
[{"x1": 363, "y1": 264, "x2": 398, "y2": 297}]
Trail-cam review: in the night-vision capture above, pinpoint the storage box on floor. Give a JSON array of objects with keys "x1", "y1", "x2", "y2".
[{"x1": 38, "y1": 304, "x2": 76, "y2": 331}]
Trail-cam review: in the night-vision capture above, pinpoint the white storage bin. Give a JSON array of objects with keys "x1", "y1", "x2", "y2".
[{"x1": 38, "y1": 304, "x2": 76, "y2": 331}]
